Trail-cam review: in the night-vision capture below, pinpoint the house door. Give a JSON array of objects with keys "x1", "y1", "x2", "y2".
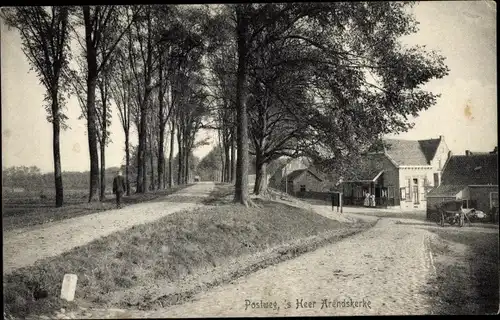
[{"x1": 412, "y1": 179, "x2": 419, "y2": 204}]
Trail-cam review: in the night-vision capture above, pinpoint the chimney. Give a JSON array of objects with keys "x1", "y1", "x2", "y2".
[
  {"x1": 465, "y1": 150, "x2": 471, "y2": 156},
  {"x1": 439, "y1": 135, "x2": 444, "y2": 140}
]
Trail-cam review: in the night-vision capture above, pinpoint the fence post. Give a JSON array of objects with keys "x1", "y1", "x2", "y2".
[{"x1": 340, "y1": 192, "x2": 343, "y2": 213}]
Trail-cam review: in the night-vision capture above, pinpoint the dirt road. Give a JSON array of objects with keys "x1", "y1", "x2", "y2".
[
  {"x1": 3, "y1": 182, "x2": 215, "y2": 274},
  {"x1": 109, "y1": 209, "x2": 497, "y2": 317},
  {"x1": 137, "y1": 218, "x2": 432, "y2": 317}
]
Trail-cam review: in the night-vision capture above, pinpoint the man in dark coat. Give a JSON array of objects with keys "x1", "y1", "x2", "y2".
[{"x1": 112, "y1": 170, "x2": 126, "y2": 209}]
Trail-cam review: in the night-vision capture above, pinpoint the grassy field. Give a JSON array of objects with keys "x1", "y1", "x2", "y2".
[
  {"x1": 3, "y1": 185, "x2": 373, "y2": 319},
  {"x1": 426, "y1": 227, "x2": 499, "y2": 315},
  {"x1": 2, "y1": 185, "x2": 192, "y2": 231}
]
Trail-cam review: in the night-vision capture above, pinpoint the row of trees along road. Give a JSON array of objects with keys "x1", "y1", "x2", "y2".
[{"x1": 2, "y1": 3, "x2": 449, "y2": 207}]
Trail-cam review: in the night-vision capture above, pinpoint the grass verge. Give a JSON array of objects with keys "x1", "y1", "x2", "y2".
[
  {"x1": 426, "y1": 228, "x2": 499, "y2": 314},
  {"x1": 2, "y1": 184, "x2": 192, "y2": 232},
  {"x1": 3, "y1": 196, "x2": 374, "y2": 319}
]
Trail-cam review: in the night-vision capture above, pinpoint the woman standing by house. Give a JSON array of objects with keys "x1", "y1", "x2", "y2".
[{"x1": 364, "y1": 192, "x2": 370, "y2": 207}]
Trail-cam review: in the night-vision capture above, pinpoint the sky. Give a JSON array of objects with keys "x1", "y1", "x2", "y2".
[{"x1": 1, "y1": 2, "x2": 497, "y2": 173}]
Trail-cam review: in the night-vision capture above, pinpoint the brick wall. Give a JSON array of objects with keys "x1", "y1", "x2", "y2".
[{"x1": 468, "y1": 186, "x2": 499, "y2": 212}]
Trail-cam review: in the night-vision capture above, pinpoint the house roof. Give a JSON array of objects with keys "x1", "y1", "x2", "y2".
[
  {"x1": 286, "y1": 169, "x2": 323, "y2": 182},
  {"x1": 418, "y1": 139, "x2": 442, "y2": 163},
  {"x1": 383, "y1": 138, "x2": 441, "y2": 166},
  {"x1": 427, "y1": 184, "x2": 467, "y2": 197},
  {"x1": 342, "y1": 153, "x2": 386, "y2": 182},
  {"x1": 440, "y1": 154, "x2": 498, "y2": 186}
]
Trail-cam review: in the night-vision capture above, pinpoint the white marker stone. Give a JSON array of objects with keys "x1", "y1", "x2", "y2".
[{"x1": 60, "y1": 274, "x2": 78, "y2": 302}]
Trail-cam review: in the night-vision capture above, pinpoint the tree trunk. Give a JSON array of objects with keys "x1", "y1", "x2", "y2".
[
  {"x1": 99, "y1": 141, "x2": 105, "y2": 200},
  {"x1": 86, "y1": 74, "x2": 100, "y2": 202},
  {"x1": 163, "y1": 151, "x2": 167, "y2": 189},
  {"x1": 158, "y1": 135, "x2": 165, "y2": 189},
  {"x1": 51, "y1": 95, "x2": 64, "y2": 207},
  {"x1": 158, "y1": 124, "x2": 165, "y2": 190},
  {"x1": 135, "y1": 9, "x2": 154, "y2": 193},
  {"x1": 99, "y1": 82, "x2": 107, "y2": 201},
  {"x1": 142, "y1": 140, "x2": 148, "y2": 192},
  {"x1": 169, "y1": 125, "x2": 175, "y2": 188},
  {"x1": 149, "y1": 129, "x2": 155, "y2": 191},
  {"x1": 125, "y1": 131, "x2": 130, "y2": 195},
  {"x1": 218, "y1": 130, "x2": 225, "y2": 182},
  {"x1": 184, "y1": 148, "x2": 189, "y2": 184},
  {"x1": 84, "y1": 7, "x2": 100, "y2": 203},
  {"x1": 230, "y1": 129, "x2": 236, "y2": 184},
  {"x1": 224, "y1": 141, "x2": 230, "y2": 183},
  {"x1": 254, "y1": 161, "x2": 267, "y2": 195},
  {"x1": 177, "y1": 129, "x2": 183, "y2": 185},
  {"x1": 234, "y1": 8, "x2": 250, "y2": 205},
  {"x1": 157, "y1": 54, "x2": 166, "y2": 190},
  {"x1": 162, "y1": 134, "x2": 167, "y2": 189},
  {"x1": 136, "y1": 115, "x2": 145, "y2": 193}
]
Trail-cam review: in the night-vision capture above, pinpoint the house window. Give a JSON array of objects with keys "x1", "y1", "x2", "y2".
[
  {"x1": 381, "y1": 188, "x2": 387, "y2": 198},
  {"x1": 406, "y1": 179, "x2": 412, "y2": 202},
  {"x1": 438, "y1": 159, "x2": 442, "y2": 169},
  {"x1": 433, "y1": 173, "x2": 439, "y2": 187},
  {"x1": 400, "y1": 188, "x2": 406, "y2": 200},
  {"x1": 462, "y1": 200, "x2": 468, "y2": 209},
  {"x1": 300, "y1": 185, "x2": 306, "y2": 192}
]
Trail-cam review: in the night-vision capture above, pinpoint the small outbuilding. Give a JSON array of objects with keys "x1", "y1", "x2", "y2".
[{"x1": 426, "y1": 152, "x2": 498, "y2": 219}]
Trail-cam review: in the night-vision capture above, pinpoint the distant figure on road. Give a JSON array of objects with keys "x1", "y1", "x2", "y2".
[{"x1": 112, "y1": 170, "x2": 126, "y2": 209}]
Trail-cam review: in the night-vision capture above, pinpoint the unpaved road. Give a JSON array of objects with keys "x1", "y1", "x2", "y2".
[
  {"x1": 137, "y1": 218, "x2": 433, "y2": 317},
  {"x1": 8, "y1": 189, "x2": 498, "y2": 318},
  {"x1": 99, "y1": 208, "x2": 496, "y2": 318},
  {"x1": 3, "y1": 182, "x2": 215, "y2": 274}
]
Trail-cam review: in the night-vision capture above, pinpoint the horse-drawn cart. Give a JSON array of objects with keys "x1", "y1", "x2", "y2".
[{"x1": 431, "y1": 200, "x2": 472, "y2": 227}]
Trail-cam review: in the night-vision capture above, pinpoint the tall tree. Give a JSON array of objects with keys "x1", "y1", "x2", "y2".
[
  {"x1": 97, "y1": 64, "x2": 113, "y2": 200},
  {"x1": 127, "y1": 5, "x2": 158, "y2": 193},
  {"x1": 233, "y1": 4, "x2": 252, "y2": 205},
  {"x1": 227, "y1": 3, "x2": 449, "y2": 196},
  {"x1": 72, "y1": 5, "x2": 141, "y2": 201},
  {"x1": 68, "y1": 53, "x2": 112, "y2": 200},
  {"x1": 110, "y1": 45, "x2": 132, "y2": 195},
  {"x1": 2, "y1": 7, "x2": 72, "y2": 207}
]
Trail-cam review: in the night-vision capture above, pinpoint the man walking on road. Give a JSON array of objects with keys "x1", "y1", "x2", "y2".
[{"x1": 112, "y1": 169, "x2": 126, "y2": 209}]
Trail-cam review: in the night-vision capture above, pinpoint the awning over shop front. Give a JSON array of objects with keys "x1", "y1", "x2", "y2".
[{"x1": 342, "y1": 170, "x2": 384, "y2": 183}]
